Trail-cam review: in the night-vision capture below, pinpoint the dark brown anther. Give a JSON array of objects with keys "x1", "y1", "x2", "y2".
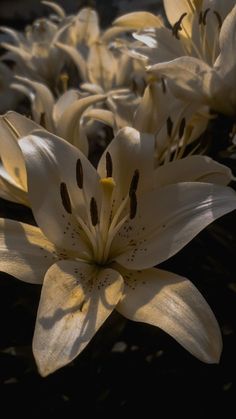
[
  {"x1": 129, "y1": 169, "x2": 140, "y2": 197},
  {"x1": 202, "y1": 8, "x2": 210, "y2": 25},
  {"x1": 39, "y1": 112, "x2": 46, "y2": 128},
  {"x1": 172, "y1": 12, "x2": 187, "y2": 39},
  {"x1": 60, "y1": 182, "x2": 72, "y2": 214},
  {"x1": 167, "y1": 117, "x2": 173, "y2": 137},
  {"x1": 161, "y1": 77, "x2": 166, "y2": 94},
  {"x1": 178, "y1": 117, "x2": 186, "y2": 139},
  {"x1": 214, "y1": 11, "x2": 222, "y2": 29},
  {"x1": 106, "y1": 151, "x2": 113, "y2": 177},
  {"x1": 76, "y1": 159, "x2": 83, "y2": 189},
  {"x1": 90, "y1": 197, "x2": 99, "y2": 226},
  {"x1": 129, "y1": 191, "x2": 137, "y2": 220}
]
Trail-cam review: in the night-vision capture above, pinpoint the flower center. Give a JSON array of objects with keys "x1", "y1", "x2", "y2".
[
  {"x1": 60, "y1": 153, "x2": 139, "y2": 266},
  {"x1": 172, "y1": 7, "x2": 222, "y2": 65}
]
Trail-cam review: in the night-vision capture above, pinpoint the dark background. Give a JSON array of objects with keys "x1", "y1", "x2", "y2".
[{"x1": 0, "y1": 1, "x2": 236, "y2": 416}]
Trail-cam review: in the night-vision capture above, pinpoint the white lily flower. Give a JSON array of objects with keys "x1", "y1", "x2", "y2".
[
  {"x1": 113, "y1": 1, "x2": 236, "y2": 115},
  {"x1": 113, "y1": 0, "x2": 234, "y2": 66},
  {"x1": 11, "y1": 76, "x2": 107, "y2": 153},
  {"x1": 1, "y1": 127, "x2": 236, "y2": 375},
  {"x1": 85, "y1": 80, "x2": 211, "y2": 163},
  {"x1": 56, "y1": 38, "x2": 140, "y2": 97},
  {"x1": 1, "y1": 16, "x2": 69, "y2": 87},
  {"x1": 147, "y1": 3, "x2": 236, "y2": 115},
  {"x1": 0, "y1": 98, "x2": 101, "y2": 205}
]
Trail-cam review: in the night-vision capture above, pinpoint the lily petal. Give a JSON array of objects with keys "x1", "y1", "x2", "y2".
[
  {"x1": 55, "y1": 42, "x2": 87, "y2": 81},
  {"x1": 98, "y1": 127, "x2": 155, "y2": 202},
  {"x1": 117, "y1": 266, "x2": 222, "y2": 363},
  {"x1": 53, "y1": 89, "x2": 80, "y2": 125},
  {"x1": 83, "y1": 108, "x2": 115, "y2": 128},
  {"x1": 0, "y1": 112, "x2": 37, "y2": 190},
  {"x1": 154, "y1": 155, "x2": 232, "y2": 187},
  {"x1": 14, "y1": 76, "x2": 55, "y2": 131},
  {"x1": 114, "y1": 182, "x2": 236, "y2": 269},
  {"x1": 33, "y1": 260, "x2": 124, "y2": 376},
  {"x1": 87, "y1": 42, "x2": 117, "y2": 91},
  {"x1": 20, "y1": 131, "x2": 100, "y2": 252},
  {"x1": 74, "y1": 7, "x2": 100, "y2": 46},
  {"x1": 56, "y1": 93, "x2": 106, "y2": 154},
  {"x1": 42, "y1": 1, "x2": 66, "y2": 18},
  {"x1": 0, "y1": 218, "x2": 56, "y2": 283},
  {"x1": 148, "y1": 57, "x2": 220, "y2": 103},
  {"x1": 113, "y1": 11, "x2": 163, "y2": 29},
  {"x1": 0, "y1": 165, "x2": 28, "y2": 205},
  {"x1": 215, "y1": 5, "x2": 236, "y2": 92}
]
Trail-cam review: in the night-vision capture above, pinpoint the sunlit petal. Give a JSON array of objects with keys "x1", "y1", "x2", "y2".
[
  {"x1": 117, "y1": 266, "x2": 222, "y2": 363},
  {"x1": 33, "y1": 260, "x2": 123, "y2": 376}
]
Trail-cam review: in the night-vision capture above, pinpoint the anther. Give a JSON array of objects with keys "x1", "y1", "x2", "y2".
[
  {"x1": 129, "y1": 191, "x2": 137, "y2": 220},
  {"x1": 166, "y1": 117, "x2": 173, "y2": 137},
  {"x1": 172, "y1": 13, "x2": 187, "y2": 39},
  {"x1": 178, "y1": 118, "x2": 186, "y2": 139},
  {"x1": 129, "y1": 169, "x2": 140, "y2": 197},
  {"x1": 161, "y1": 77, "x2": 166, "y2": 94},
  {"x1": 76, "y1": 159, "x2": 83, "y2": 189},
  {"x1": 106, "y1": 151, "x2": 113, "y2": 177},
  {"x1": 202, "y1": 8, "x2": 210, "y2": 25},
  {"x1": 60, "y1": 72, "x2": 69, "y2": 92},
  {"x1": 214, "y1": 11, "x2": 222, "y2": 29},
  {"x1": 60, "y1": 182, "x2": 72, "y2": 214},
  {"x1": 90, "y1": 197, "x2": 99, "y2": 226}
]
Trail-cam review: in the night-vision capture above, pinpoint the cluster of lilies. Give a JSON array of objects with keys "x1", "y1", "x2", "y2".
[{"x1": 0, "y1": 0, "x2": 235, "y2": 376}]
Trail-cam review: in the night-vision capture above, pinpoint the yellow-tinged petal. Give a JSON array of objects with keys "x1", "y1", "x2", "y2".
[
  {"x1": 33, "y1": 260, "x2": 124, "y2": 376},
  {"x1": 0, "y1": 165, "x2": 28, "y2": 205},
  {"x1": 113, "y1": 11, "x2": 163, "y2": 29},
  {"x1": 0, "y1": 112, "x2": 35, "y2": 190},
  {"x1": 87, "y1": 42, "x2": 117, "y2": 92},
  {"x1": 41, "y1": 1, "x2": 66, "y2": 18},
  {"x1": 55, "y1": 42, "x2": 87, "y2": 81}
]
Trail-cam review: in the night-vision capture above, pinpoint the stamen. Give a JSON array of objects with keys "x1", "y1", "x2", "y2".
[
  {"x1": 76, "y1": 159, "x2": 83, "y2": 189},
  {"x1": 214, "y1": 11, "x2": 222, "y2": 29},
  {"x1": 60, "y1": 182, "x2": 72, "y2": 214},
  {"x1": 129, "y1": 169, "x2": 140, "y2": 197},
  {"x1": 2, "y1": 116, "x2": 20, "y2": 138},
  {"x1": 161, "y1": 77, "x2": 166, "y2": 94},
  {"x1": 60, "y1": 72, "x2": 69, "y2": 92},
  {"x1": 106, "y1": 151, "x2": 113, "y2": 177},
  {"x1": 90, "y1": 197, "x2": 99, "y2": 226},
  {"x1": 202, "y1": 8, "x2": 210, "y2": 25},
  {"x1": 172, "y1": 13, "x2": 187, "y2": 39},
  {"x1": 166, "y1": 117, "x2": 173, "y2": 137},
  {"x1": 178, "y1": 117, "x2": 186, "y2": 139},
  {"x1": 129, "y1": 191, "x2": 137, "y2": 219},
  {"x1": 40, "y1": 112, "x2": 46, "y2": 128}
]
